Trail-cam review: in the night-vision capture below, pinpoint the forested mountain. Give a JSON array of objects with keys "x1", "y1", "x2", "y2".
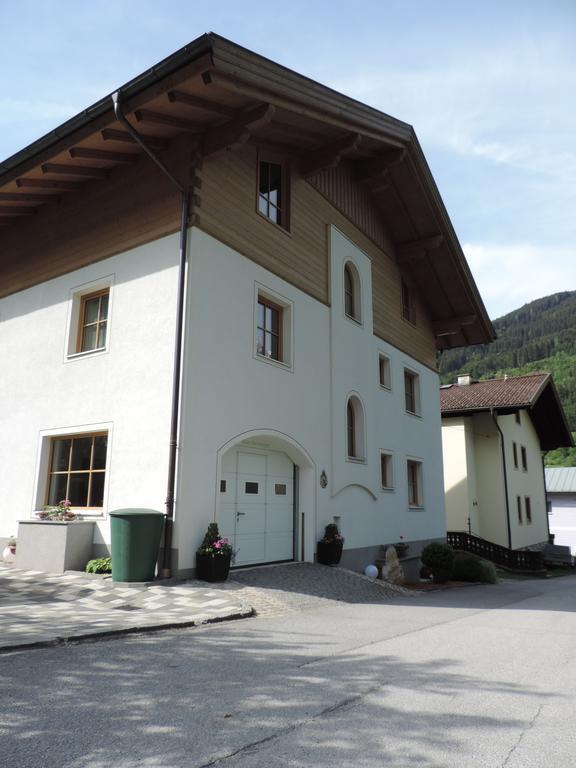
[{"x1": 439, "y1": 291, "x2": 576, "y2": 466}]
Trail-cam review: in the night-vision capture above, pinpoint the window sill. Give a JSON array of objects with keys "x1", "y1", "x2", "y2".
[
  {"x1": 379, "y1": 384, "x2": 392, "y2": 392},
  {"x1": 346, "y1": 456, "x2": 366, "y2": 464},
  {"x1": 408, "y1": 504, "x2": 424, "y2": 511},
  {"x1": 255, "y1": 352, "x2": 293, "y2": 372},
  {"x1": 405, "y1": 410, "x2": 422, "y2": 419},
  {"x1": 66, "y1": 347, "x2": 108, "y2": 363},
  {"x1": 256, "y1": 210, "x2": 292, "y2": 237},
  {"x1": 381, "y1": 486, "x2": 395, "y2": 493},
  {"x1": 344, "y1": 313, "x2": 363, "y2": 328},
  {"x1": 401, "y1": 316, "x2": 417, "y2": 328}
]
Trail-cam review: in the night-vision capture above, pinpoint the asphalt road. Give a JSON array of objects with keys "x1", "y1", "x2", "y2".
[{"x1": 2, "y1": 575, "x2": 576, "y2": 767}]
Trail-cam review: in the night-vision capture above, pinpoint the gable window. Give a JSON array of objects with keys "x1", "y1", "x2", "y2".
[
  {"x1": 401, "y1": 279, "x2": 416, "y2": 324},
  {"x1": 521, "y1": 446, "x2": 528, "y2": 471},
  {"x1": 258, "y1": 155, "x2": 288, "y2": 228},
  {"x1": 404, "y1": 370, "x2": 420, "y2": 416},
  {"x1": 407, "y1": 459, "x2": 423, "y2": 507},
  {"x1": 378, "y1": 354, "x2": 391, "y2": 390},
  {"x1": 346, "y1": 395, "x2": 365, "y2": 461},
  {"x1": 380, "y1": 452, "x2": 394, "y2": 490},
  {"x1": 343, "y1": 261, "x2": 361, "y2": 323},
  {"x1": 525, "y1": 496, "x2": 532, "y2": 524},
  {"x1": 46, "y1": 433, "x2": 107, "y2": 509},
  {"x1": 78, "y1": 289, "x2": 109, "y2": 353},
  {"x1": 517, "y1": 495, "x2": 523, "y2": 524},
  {"x1": 513, "y1": 442, "x2": 518, "y2": 469}
]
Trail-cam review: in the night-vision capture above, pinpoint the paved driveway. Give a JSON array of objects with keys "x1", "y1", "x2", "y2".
[{"x1": 3, "y1": 572, "x2": 576, "y2": 767}]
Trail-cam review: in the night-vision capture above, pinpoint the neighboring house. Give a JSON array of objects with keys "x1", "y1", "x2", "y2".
[
  {"x1": 546, "y1": 468, "x2": 576, "y2": 555},
  {"x1": 0, "y1": 34, "x2": 494, "y2": 577},
  {"x1": 441, "y1": 374, "x2": 573, "y2": 550}
]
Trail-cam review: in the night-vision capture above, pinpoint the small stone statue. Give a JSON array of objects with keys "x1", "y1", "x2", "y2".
[{"x1": 385, "y1": 545, "x2": 405, "y2": 585}]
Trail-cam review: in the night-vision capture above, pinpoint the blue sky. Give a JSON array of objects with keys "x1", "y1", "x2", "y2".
[{"x1": 1, "y1": 0, "x2": 575, "y2": 318}]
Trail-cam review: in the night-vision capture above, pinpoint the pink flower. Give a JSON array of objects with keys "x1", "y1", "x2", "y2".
[
  {"x1": 221, "y1": 538, "x2": 229, "y2": 545},
  {"x1": 214, "y1": 541, "x2": 222, "y2": 549}
]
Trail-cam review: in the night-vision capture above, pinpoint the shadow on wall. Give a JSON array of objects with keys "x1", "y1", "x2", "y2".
[{"x1": 0, "y1": 616, "x2": 553, "y2": 768}]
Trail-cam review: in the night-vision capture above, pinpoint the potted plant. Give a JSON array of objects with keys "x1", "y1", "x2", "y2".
[
  {"x1": 196, "y1": 523, "x2": 233, "y2": 582},
  {"x1": 317, "y1": 523, "x2": 344, "y2": 566},
  {"x1": 36, "y1": 499, "x2": 77, "y2": 521},
  {"x1": 2, "y1": 536, "x2": 16, "y2": 563},
  {"x1": 421, "y1": 542, "x2": 455, "y2": 584}
]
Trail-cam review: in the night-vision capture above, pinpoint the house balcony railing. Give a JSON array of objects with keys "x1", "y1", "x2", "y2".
[{"x1": 446, "y1": 531, "x2": 545, "y2": 572}]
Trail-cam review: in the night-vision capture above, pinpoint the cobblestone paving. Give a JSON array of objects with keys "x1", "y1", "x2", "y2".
[
  {"x1": 219, "y1": 562, "x2": 417, "y2": 617},
  {"x1": 0, "y1": 564, "x2": 252, "y2": 651}
]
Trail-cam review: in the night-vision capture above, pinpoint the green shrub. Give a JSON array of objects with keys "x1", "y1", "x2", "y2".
[
  {"x1": 421, "y1": 542, "x2": 455, "y2": 583},
  {"x1": 452, "y1": 552, "x2": 497, "y2": 584},
  {"x1": 85, "y1": 556, "x2": 112, "y2": 574}
]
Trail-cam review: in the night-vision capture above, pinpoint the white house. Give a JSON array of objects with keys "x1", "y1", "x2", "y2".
[
  {"x1": 441, "y1": 374, "x2": 573, "y2": 550},
  {"x1": 0, "y1": 34, "x2": 494, "y2": 577},
  {"x1": 546, "y1": 468, "x2": 576, "y2": 555}
]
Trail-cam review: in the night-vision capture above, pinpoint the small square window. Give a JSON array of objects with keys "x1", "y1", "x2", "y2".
[
  {"x1": 275, "y1": 484, "x2": 287, "y2": 495},
  {"x1": 404, "y1": 370, "x2": 420, "y2": 415},
  {"x1": 407, "y1": 459, "x2": 423, "y2": 507},
  {"x1": 380, "y1": 453, "x2": 393, "y2": 489},
  {"x1": 379, "y1": 355, "x2": 391, "y2": 389},
  {"x1": 245, "y1": 482, "x2": 259, "y2": 494},
  {"x1": 46, "y1": 433, "x2": 107, "y2": 509},
  {"x1": 258, "y1": 155, "x2": 289, "y2": 229},
  {"x1": 78, "y1": 289, "x2": 109, "y2": 353}
]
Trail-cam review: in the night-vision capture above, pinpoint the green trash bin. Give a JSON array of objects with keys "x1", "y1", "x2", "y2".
[{"x1": 109, "y1": 509, "x2": 164, "y2": 582}]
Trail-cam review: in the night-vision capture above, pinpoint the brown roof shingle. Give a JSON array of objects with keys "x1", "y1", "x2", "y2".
[{"x1": 440, "y1": 373, "x2": 550, "y2": 413}]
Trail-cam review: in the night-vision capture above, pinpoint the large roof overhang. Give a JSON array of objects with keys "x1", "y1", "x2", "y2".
[{"x1": 0, "y1": 33, "x2": 495, "y2": 350}]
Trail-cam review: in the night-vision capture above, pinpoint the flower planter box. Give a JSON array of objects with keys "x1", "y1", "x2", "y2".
[
  {"x1": 196, "y1": 552, "x2": 231, "y2": 582},
  {"x1": 317, "y1": 539, "x2": 343, "y2": 566},
  {"x1": 16, "y1": 520, "x2": 95, "y2": 574}
]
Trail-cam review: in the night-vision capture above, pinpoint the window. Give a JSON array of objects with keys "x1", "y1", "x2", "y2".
[
  {"x1": 515, "y1": 411, "x2": 521, "y2": 425},
  {"x1": 258, "y1": 156, "x2": 288, "y2": 228},
  {"x1": 46, "y1": 433, "x2": 107, "y2": 509},
  {"x1": 517, "y1": 495, "x2": 523, "y2": 524},
  {"x1": 77, "y1": 289, "x2": 109, "y2": 353},
  {"x1": 346, "y1": 395, "x2": 365, "y2": 460},
  {"x1": 380, "y1": 452, "x2": 393, "y2": 489},
  {"x1": 401, "y1": 279, "x2": 416, "y2": 324},
  {"x1": 257, "y1": 295, "x2": 282, "y2": 361},
  {"x1": 525, "y1": 497, "x2": 532, "y2": 524},
  {"x1": 378, "y1": 354, "x2": 391, "y2": 389},
  {"x1": 245, "y1": 482, "x2": 259, "y2": 494},
  {"x1": 513, "y1": 442, "x2": 518, "y2": 469},
  {"x1": 343, "y1": 261, "x2": 361, "y2": 323},
  {"x1": 407, "y1": 460, "x2": 423, "y2": 506},
  {"x1": 521, "y1": 446, "x2": 528, "y2": 471},
  {"x1": 404, "y1": 370, "x2": 420, "y2": 415}
]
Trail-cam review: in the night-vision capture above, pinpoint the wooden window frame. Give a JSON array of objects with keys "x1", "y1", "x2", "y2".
[
  {"x1": 45, "y1": 431, "x2": 108, "y2": 510},
  {"x1": 517, "y1": 495, "x2": 523, "y2": 524},
  {"x1": 256, "y1": 294, "x2": 283, "y2": 362},
  {"x1": 257, "y1": 152, "x2": 290, "y2": 230},
  {"x1": 344, "y1": 264, "x2": 355, "y2": 319},
  {"x1": 401, "y1": 278, "x2": 416, "y2": 325},
  {"x1": 407, "y1": 459, "x2": 423, "y2": 507},
  {"x1": 404, "y1": 370, "x2": 420, "y2": 416},
  {"x1": 76, "y1": 288, "x2": 109, "y2": 353},
  {"x1": 379, "y1": 354, "x2": 391, "y2": 390},
  {"x1": 521, "y1": 446, "x2": 528, "y2": 472},
  {"x1": 380, "y1": 452, "x2": 394, "y2": 490},
  {"x1": 525, "y1": 496, "x2": 532, "y2": 524}
]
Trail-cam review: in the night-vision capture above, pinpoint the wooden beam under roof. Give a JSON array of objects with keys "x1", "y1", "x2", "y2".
[
  {"x1": 167, "y1": 90, "x2": 236, "y2": 117},
  {"x1": 396, "y1": 234, "x2": 444, "y2": 263},
  {"x1": 0, "y1": 192, "x2": 54, "y2": 203},
  {"x1": 16, "y1": 178, "x2": 82, "y2": 191},
  {"x1": 133, "y1": 109, "x2": 203, "y2": 132},
  {"x1": 41, "y1": 163, "x2": 108, "y2": 179},
  {"x1": 69, "y1": 147, "x2": 140, "y2": 164},
  {"x1": 202, "y1": 103, "x2": 275, "y2": 157},
  {"x1": 101, "y1": 128, "x2": 171, "y2": 150},
  {"x1": 299, "y1": 133, "x2": 362, "y2": 178},
  {"x1": 432, "y1": 315, "x2": 477, "y2": 337},
  {"x1": 355, "y1": 148, "x2": 406, "y2": 183},
  {"x1": 0, "y1": 206, "x2": 35, "y2": 216}
]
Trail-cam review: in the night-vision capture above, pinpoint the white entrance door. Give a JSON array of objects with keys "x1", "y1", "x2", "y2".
[{"x1": 219, "y1": 448, "x2": 294, "y2": 566}]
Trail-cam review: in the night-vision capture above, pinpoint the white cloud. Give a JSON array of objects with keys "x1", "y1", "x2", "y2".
[{"x1": 462, "y1": 242, "x2": 576, "y2": 319}]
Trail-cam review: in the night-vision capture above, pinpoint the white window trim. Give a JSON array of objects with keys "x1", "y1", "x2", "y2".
[
  {"x1": 404, "y1": 367, "x2": 422, "y2": 418},
  {"x1": 379, "y1": 450, "x2": 395, "y2": 491},
  {"x1": 32, "y1": 422, "x2": 113, "y2": 518},
  {"x1": 253, "y1": 282, "x2": 294, "y2": 372},
  {"x1": 378, "y1": 353, "x2": 392, "y2": 391},
  {"x1": 346, "y1": 392, "x2": 367, "y2": 463},
  {"x1": 343, "y1": 259, "x2": 363, "y2": 327},
  {"x1": 406, "y1": 456, "x2": 424, "y2": 509},
  {"x1": 64, "y1": 275, "x2": 115, "y2": 363}
]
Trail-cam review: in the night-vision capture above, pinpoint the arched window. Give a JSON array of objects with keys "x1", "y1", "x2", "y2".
[
  {"x1": 346, "y1": 395, "x2": 365, "y2": 460},
  {"x1": 344, "y1": 262, "x2": 361, "y2": 322}
]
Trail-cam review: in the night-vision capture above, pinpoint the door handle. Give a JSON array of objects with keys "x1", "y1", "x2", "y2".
[{"x1": 236, "y1": 512, "x2": 246, "y2": 518}]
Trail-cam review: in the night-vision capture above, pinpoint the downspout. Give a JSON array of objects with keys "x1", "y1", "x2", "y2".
[
  {"x1": 541, "y1": 454, "x2": 551, "y2": 543},
  {"x1": 490, "y1": 408, "x2": 512, "y2": 549},
  {"x1": 112, "y1": 91, "x2": 190, "y2": 578}
]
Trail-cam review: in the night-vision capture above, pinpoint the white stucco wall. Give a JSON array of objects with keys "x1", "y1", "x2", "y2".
[
  {"x1": 0, "y1": 237, "x2": 179, "y2": 545},
  {"x1": 548, "y1": 494, "x2": 576, "y2": 554}
]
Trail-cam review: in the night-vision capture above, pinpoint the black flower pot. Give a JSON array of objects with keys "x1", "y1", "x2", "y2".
[
  {"x1": 196, "y1": 552, "x2": 231, "y2": 582},
  {"x1": 317, "y1": 539, "x2": 343, "y2": 566}
]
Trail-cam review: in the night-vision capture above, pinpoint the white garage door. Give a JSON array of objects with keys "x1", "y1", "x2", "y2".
[{"x1": 219, "y1": 448, "x2": 294, "y2": 566}]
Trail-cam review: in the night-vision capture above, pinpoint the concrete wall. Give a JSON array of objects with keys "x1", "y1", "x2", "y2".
[{"x1": 548, "y1": 493, "x2": 576, "y2": 554}]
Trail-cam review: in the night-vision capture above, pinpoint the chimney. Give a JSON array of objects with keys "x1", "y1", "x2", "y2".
[{"x1": 457, "y1": 374, "x2": 472, "y2": 386}]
